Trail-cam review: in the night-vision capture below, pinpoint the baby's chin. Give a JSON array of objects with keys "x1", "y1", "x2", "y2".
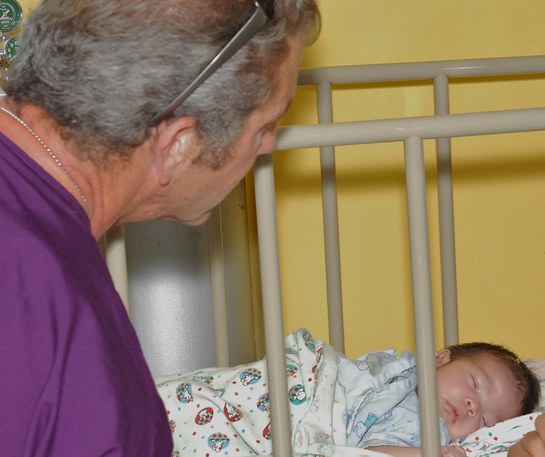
[{"x1": 446, "y1": 424, "x2": 473, "y2": 442}]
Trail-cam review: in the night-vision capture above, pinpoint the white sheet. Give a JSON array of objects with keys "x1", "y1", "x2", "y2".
[{"x1": 451, "y1": 412, "x2": 542, "y2": 457}]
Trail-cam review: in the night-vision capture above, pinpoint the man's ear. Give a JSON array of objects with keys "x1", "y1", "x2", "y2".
[
  {"x1": 435, "y1": 348, "x2": 452, "y2": 367},
  {"x1": 152, "y1": 117, "x2": 199, "y2": 185}
]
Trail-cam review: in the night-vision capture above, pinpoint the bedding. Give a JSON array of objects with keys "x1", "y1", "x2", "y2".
[
  {"x1": 157, "y1": 328, "x2": 442, "y2": 456},
  {"x1": 452, "y1": 413, "x2": 542, "y2": 457},
  {"x1": 157, "y1": 328, "x2": 358, "y2": 456},
  {"x1": 155, "y1": 332, "x2": 545, "y2": 457}
]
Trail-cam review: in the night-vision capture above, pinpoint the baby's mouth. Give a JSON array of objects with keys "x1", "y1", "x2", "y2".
[{"x1": 445, "y1": 401, "x2": 459, "y2": 422}]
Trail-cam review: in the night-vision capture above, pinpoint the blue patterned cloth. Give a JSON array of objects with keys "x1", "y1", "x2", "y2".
[{"x1": 337, "y1": 349, "x2": 450, "y2": 448}]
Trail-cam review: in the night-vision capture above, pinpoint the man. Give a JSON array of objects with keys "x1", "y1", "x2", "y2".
[{"x1": 0, "y1": 0, "x2": 320, "y2": 455}]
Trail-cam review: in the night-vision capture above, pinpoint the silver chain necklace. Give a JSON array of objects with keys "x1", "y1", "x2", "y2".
[{"x1": 1, "y1": 106, "x2": 89, "y2": 206}]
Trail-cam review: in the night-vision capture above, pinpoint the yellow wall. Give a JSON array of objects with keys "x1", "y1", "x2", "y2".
[{"x1": 270, "y1": 0, "x2": 545, "y2": 360}]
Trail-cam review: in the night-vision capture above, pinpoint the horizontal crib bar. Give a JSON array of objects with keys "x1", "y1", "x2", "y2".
[
  {"x1": 298, "y1": 55, "x2": 545, "y2": 85},
  {"x1": 276, "y1": 107, "x2": 545, "y2": 150}
]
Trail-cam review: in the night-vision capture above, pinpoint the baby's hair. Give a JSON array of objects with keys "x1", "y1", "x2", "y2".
[{"x1": 446, "y1": 342, "x2": 541, "y2": 415}]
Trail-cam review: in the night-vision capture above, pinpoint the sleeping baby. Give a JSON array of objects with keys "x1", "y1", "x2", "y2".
[{"x1": 156, "y1": 329, "x2": 540, "y2": 457}]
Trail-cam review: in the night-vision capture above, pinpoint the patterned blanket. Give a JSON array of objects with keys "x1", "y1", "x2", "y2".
[
  {"x1": 156, "y1": 329, "x2": 541, "y2": 457},
  {"x1": 156, "y1": 329, "x2": 364, "y2": 456},
  {"x1": 452, "y1": 412, "x2": 542, "y2": 457}
]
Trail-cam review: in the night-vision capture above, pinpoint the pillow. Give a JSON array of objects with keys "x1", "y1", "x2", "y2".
[{"x1": 451, "y1": 413, "x2": 541, "y2": 457}]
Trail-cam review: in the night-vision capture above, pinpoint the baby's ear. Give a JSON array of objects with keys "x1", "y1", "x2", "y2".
[{"x1": 435, "y1": 348, "x2": 452, "y2": 367}]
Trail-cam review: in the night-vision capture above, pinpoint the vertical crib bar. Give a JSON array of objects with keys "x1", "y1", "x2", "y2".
[
  {"x1": 434, "y1": 73, "x2": 459, "y2": 346},
  {"x1": 104, "y1": 226, "x2": 130, "y2": 313},
  {"x1": 317, "y1": 81, "x2": 345, "y2": 353},
  {"x1": 207, "y1": 207, "x2": 231, "y2": 367},
  {"x1": 404, "y1": 136, "x2": 441, "y2": 457},
  {"x1": 254, "y1": 154, "x2": 293, "y2": 457}
]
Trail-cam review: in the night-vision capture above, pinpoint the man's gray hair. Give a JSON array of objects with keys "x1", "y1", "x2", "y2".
[{"x1": 4, "y1": 0, "x2": 320, "y2": 165}]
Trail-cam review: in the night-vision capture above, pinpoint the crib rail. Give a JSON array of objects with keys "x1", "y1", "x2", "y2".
[
  {"x1": 275, "y1": 107, "x2": 545, "y2": 147},
  {"x1": 297, "y1": 55, "x2": 545, "y2": 85},
  {"x1": 253, "y1": 55, "x2": 545, "y2": 457}
]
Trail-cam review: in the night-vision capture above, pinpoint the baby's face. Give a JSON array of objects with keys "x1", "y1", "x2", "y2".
[{"x1": 435, "y1": 353, "x2": 523, "y2": 440}]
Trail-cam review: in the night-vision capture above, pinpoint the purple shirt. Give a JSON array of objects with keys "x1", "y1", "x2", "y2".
[{"x1": 0, "y1": 132, "x2": 173, "y2": 456}]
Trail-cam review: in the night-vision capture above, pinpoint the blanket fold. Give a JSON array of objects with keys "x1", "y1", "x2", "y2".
[{"x1": 157, "y1": 329, "x2": 363, "y2": 456}]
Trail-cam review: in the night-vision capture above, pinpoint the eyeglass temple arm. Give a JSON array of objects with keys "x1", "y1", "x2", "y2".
[{"x1": 149, "y1": 4, "x2": 270, "y2": 126}]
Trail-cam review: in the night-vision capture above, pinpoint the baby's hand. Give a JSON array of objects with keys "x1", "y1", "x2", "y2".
[{"x1": 441, "y1": 445, "x2": 467, "y2": 457}]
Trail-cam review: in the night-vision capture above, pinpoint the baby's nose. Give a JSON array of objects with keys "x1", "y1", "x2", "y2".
[{"x1": 466, "y1": 398, "x2": 478, "y2": 417}]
